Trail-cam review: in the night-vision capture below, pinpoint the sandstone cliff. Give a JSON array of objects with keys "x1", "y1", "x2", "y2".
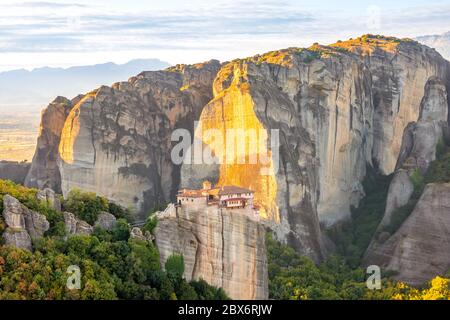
[
  {"x1": 56, "y1": 61, "x2": 220, "y2": 217},
  {"x1": 377, "y1": 77, "x2": 448, "y2": 230},
  {"x1": 25, "y1": 96, "x2": 78, "y2": 192},
  {"x1": 365, "y1": 183, "x2": 450, "y2": 286},
  {"x1": 154, "y1": 204, "x2": 268, "y2": 300},
  {"x1": 181, "y1": 36, "x2": 450, "y2": 260},
  {"x1": 28, "y1": 35, "x2": 450, "y2": 262}
]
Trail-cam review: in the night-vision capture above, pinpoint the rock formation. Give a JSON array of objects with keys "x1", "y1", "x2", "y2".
[
  {"x1": 25, "y1": 96, "x2": 77, "y2": 192},
  {"x1": 64, "y1": 212, "x2": 93, "y2": 235},
  {"x1": 365, "y1": 183, "x2": 450, "y2": 286},
  {"x1": 50, "y1": 61, "x2": 220, "y2": 218},
  {"x1": 37, "y1": 188, "x2": 62, "y2": 212},
  {"x1": 94, "y1": 212, "x2": 117, "y2": 231},
  {"x1": 28, "y1": 35, "x2": 450, "y2": 262},
  {"x1": 2, "y1": 195, "x2": 50, "y2": 250},
  {"x1": 181, "y1": 36, "x2": 450, "y2": 260},
  {"x1": 154, "y1": 204, "x2": 268, "y2": 300},
  {"x1": 130, "y1": 227, "x2": 153, "y2": 242},
  {"x1": 377, "y1": 77, "x2": 448, "y2": 230}
]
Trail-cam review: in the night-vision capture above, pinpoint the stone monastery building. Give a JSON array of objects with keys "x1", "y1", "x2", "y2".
[{"x1": 177, "y1": 181, "x2": 256, "y2": 210}]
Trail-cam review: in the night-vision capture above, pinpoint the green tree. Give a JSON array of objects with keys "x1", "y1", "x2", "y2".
[
  {"x1": 165, "y1": 253, "x2": 185, "y2": 278},
  {"x1": 64, "y1": 188, "x2": 109, "y2": 224}
]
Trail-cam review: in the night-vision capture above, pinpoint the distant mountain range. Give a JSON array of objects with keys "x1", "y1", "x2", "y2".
[
  {"x1": 0, "y1": 59, "x2": 170, "y2": 113},
  {"x1": 416, "y1": 32, "x2": 450, "y2": 60}
]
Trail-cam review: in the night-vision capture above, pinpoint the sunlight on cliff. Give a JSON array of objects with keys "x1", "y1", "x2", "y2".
[
  {"x1": 58, "y1": 95, "x2": 92, "y2": 164},
  {"x1": 196, "y1": 66, "x2": 279, "y2": 222},
  {"x1": 329, "y1": 34, "x2": 407, "y2": 55}
]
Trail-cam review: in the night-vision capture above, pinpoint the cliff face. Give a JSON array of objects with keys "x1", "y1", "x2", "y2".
[
  {"x1": 33, "y1": 61, "x2": 220, "y2": 217},
  {"x1": 377, "y1": 77, "x2": 448, "y2": 230},
  {"x1": 365, "y1": 183, "x2": 450, "y2": 286},
  {"x1": 25, "y1": 96, "x2": 77, "y2": 192},
  {"x1": 154, "y1": 204, "x2": 268, "y2": 300},
  {"x1": 363, "y1": 76, "x2": 450, "y2": 283},
  {"x1": 181, "y1": 36, "x2": 450, "y2": 260},
  {"x1": 29, "y1": 35, "x2": 450, "y2": 262}
]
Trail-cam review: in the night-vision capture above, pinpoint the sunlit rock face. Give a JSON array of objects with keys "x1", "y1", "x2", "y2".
[
  {"x1": 56, "y1": 61, "x2": 220, "y2": 217},
  {"x1": 25, "y1": 96, "x2": 76, "y2": 192},
  {"x1": 181, "y1": 36, "x2": 450, "y2": 260},
  {"x1": 31, "y1": 36, "x2": 450, "y2": 262}
]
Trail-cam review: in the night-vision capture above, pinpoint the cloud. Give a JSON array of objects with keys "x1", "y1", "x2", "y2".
[
  {"x1": 7, "y1": 1, "x2": 86, "y2": 8},
  {"x1": 0, "y1": 0, "x2": 449, "y2": 70},
  {"x1": 0, "y1": 0, "x2": 315, "y2": 54}
]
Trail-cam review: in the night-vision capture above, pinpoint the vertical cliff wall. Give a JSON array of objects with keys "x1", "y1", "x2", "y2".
[
  {"x1": 27, "y1": 61, "x2": 220, "y2": 217},
  {"x1": 154, "y1": 204, "x2": 268, "y2": 300},
  {"x1": 365, "y1": 183, "x2": 450, "y2": 286},
  {"x1": 181, "y1": 36, "x2": 450, "y2": 260},
  {"x1": 25, "y1": 96, "x2": 77, "y2": 192},
  {"x1": 363, "y1": 76, "x2": 450, "y2": 283},
  {"x1": 28, "y1": 35, "x2": 450, "y2": 263}
]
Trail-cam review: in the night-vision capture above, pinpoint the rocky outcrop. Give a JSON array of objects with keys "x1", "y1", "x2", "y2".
[
  {"x1": 2, "y1": 195, "x2": 50, "y2": 250},
  {"x1": 94, "y1": 212, "x2": 117, "y2": 231},
  {"x1": 0, "y1": 161, "x2": 31, "y2": 184},
  {"x1": 180, "y1": 36, "x2": 450, "y2": 260},
  {"x1": 63, "y1": 212, "x2": 93, "y2": 235},
  {"x1": 154, "y1": 204, "x2": 268, "y2": 300},
  {"x1": 130, "y1": 227, "x2": 154, "y2": 242},
  {"x1": 30, "y1": 35, "x2": 450, "y2": 261},
  {"x1": 25, "y1": 96, "x2": 77, "y2": 192},
  {"x1": 54, "y1": 61, "x2": 220, "y2": 218},
  {"x1": 37, "y1": 188, "x2": 61, "y2": 212},
  {"x1": 365, "y1": 183, "x2": 450, "y2": 286}
]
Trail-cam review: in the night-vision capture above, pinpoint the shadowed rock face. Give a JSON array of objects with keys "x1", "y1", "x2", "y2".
[
  {"x1": 364, "y1": 77, "x2": 450, "y2": 283},
  {"x1": 365, "y1": 183, "x2": 450, "y2": 286},
  {"x1": 376, "y1": 77, "x2": 448, "y2": 231}
]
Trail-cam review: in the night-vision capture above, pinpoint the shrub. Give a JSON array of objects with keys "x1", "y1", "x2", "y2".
[
  {"x1": 410, "y1": 169, "x2": 425, "y2": 192},
  {"x1": 165, "y1": 253, "x2": 185, "y2": 278},
  {"x1": 64, "y1": 188, "x2": 109, "y2": 224},
  {"x1": 112, "y1": 219, "x2": 131, "y2": 242},
  {"x1": 109, "y1": 202, "x2": 132, "y2": 222},
  {"x1": 143, "y1": 215, "x2": 158, "y2": 235}
]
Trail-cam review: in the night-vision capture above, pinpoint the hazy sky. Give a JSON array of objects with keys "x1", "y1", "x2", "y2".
[{"x1": 1, "y1": 0, "x2": 450, "y2": 71}]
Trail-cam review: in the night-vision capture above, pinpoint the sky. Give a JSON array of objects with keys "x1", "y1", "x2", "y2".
[{"x1": 0, "y1": 0, "x2": 450, "y2": 71}]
